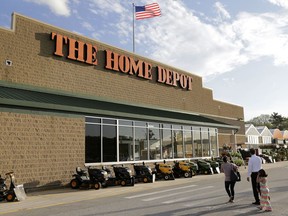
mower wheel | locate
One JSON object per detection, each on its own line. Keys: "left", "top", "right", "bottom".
{"left": 164, "top": 175, "right": 169, "bottom": 180}
{"left": 143, "top": 177, "right": 148, "bottom": 183}
{"left": 70, "top": 179, "right": 80, "bottom": 189}
{"left": 121, "top": 180, "right": 126, "bottom": 186}
{"left": 6, "top": 191, "right": 16, "bottom": 202}
{"left": 184, "top": 172, "right": 190, "bottom": 178}
{"left": 94, "top": 182, "right": 101, "bottom": 190}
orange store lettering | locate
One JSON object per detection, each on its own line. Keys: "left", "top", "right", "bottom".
{"left": 51, "top": 32, "right": 193, "bottom": 91}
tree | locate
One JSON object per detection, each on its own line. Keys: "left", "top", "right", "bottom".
{"left": 269, "top": 112, "right": 285, "bottom": 130}
{"left": 246, "top": 114, "right": 272, "bottom": 127}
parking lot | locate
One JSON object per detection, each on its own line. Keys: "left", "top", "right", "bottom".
{"left": 0, "top": 161, "right": 287, "bottom": 216}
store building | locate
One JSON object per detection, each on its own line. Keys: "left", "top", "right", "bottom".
{"left": 0, "top": 13, "right": 245, "bottom": 190}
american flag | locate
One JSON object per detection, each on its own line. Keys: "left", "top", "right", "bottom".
{"left": 135, "top": 3, "right": 161, "bottom": 20}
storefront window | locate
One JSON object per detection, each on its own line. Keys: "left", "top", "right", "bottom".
{"left": 210, "top": 128, "right": 218, "bottom": 157}
{"left": 85, "top": 124, "right": 101, "bottom": 163}
{"left": 193, "top": 127, "right": 202, "bottom": 157}
{"left": 85, "top": 116, "right": 218, "bottom": 163}
{"left": 119, "top": 126, "right": 133, "bottom": 161}
{"left": 184, "top": 129, "right": 193, "bottom": 158}
{"left": 135, "top": 127, "right": 148, "bottom": 160}
{"left": 162, "top": 128, "right": 172, "bottom": 159}
{"left": 103, "top": 125, "right": 117, "bottom": 162}
{"left": 173, "top": 126, "right": 183, "bottom": 158}
{"left": 149, "top": 123, "right": 161, "bottom": 160}
{"left": 103, "top": 119, "right": 116, "bottom": 124}
{"left": 202, "top": 128, "right": 210, "bottom": 157}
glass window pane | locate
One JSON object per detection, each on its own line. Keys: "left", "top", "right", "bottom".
{"left": 85, "top": 124, "right": 101, "bottom": 163}
{"left": 183, "top": 126, "right": 192, "bottom": 131}
{"left": 162, "top": 129, "right": 172, "bottom": 159}
{"left": 193, "top": 129, "right": 202, "bottom": 157}
{"left": 202, "top": 128, "right": 210, "bottom": 157}
{"left": 210, "top": 128, "right": 218, "bottom": 157}
{"left": 173, "top": 129, "right": 183, "bottom": 158}
{"left": 162, "top": 124, "right": 171, "bottom": 129}
{"left": 149, "top": 123, "right": 160, "bottom": 128}
{"left": 184, "top": 130, "right": 193, "bottom": 158}
{"left": 173, "top": 125, "right": 182, "bottom": 130}
{"left": 149, "top": 128, "right": 161, "bottom": 160}
{"left": 119, "top": 120, "right": 133, "bottom": 126}
{"left": 135, "top": 127, "right": 148, "bottom": 160}
{"left": 135, "top": 121, "right": 146, "bottom": 127}
{"left": 103, "top": 125, "right": 117, "bottom": 162}
{"left": 119, "top": 126, "right": 134, "bottom": 161}
{"left": 85, "top": 117, "right": 101, "bottom": 124}
{"left": 103, "top": 119, "right": 116, "bottom": 125}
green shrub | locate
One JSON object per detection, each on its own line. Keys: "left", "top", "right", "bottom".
{"left": 233, "top": 159, "right": 244, "bottom": 166}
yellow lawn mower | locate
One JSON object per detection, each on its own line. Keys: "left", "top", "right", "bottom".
{"left": 173, "top": 161, "right": 193, "bottom": 178}
{"left": 153, "top": 161, "right": 175, "bottom": 180}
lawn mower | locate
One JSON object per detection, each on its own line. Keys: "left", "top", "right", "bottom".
{"left": 205, "top": 159, "right": 220, "bottom": 174}
{"left": 196, "top": 160, "right": 214, "bottom": 174}
{"left": 0, "top": 171, "right": 26, "bottom": 202}
{"left": 187, "top": 160, "right": 198, "bottom": 176}
{"left": 173, "top": 161, "right": 192, "bottom": 178}
{"left": 133, "top": 163, "right": 154, "bottom": 183}
{"left": 153, "top": 161, "right": 175, "bottom": 180}
{"left": 70, "top": 167, "right": 107, "bottom": 190}
{"left": 102, "top": 165, "right": 135, "bottom": 187}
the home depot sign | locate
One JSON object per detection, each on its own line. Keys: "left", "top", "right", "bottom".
{"left": 51, "top": 32, "right": 193, "bottom": 90}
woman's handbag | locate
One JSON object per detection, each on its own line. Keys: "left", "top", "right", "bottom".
{"left": 230, "top": 164, "right": 241, "bottom": 182}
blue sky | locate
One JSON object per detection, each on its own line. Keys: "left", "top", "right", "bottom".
{"left": 1, "top": 0, "right": 288, "bottom": 120}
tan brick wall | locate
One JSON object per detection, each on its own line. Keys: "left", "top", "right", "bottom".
{"left": 0, "top": 14, "right": 244, "bottom": 121}
{"left": 0, "top": 111, "right": 84, "bottom": 189}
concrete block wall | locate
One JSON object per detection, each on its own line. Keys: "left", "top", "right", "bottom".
{"left": 0, "top": 111, "right": 85, "bottom": 189}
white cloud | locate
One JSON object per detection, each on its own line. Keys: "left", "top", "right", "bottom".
{"left": 232, "top": 12, "right": 288, "bottom": 65}
{"left": 88, "top": 0, "right": 128, "bottom": 15}
{"left": 128, "top": 0, "right": 288, "bottom": 79}
{"left": 25, "top": 0, "right": 70, "bottom": 16}
{"left": 214, "top": 2, "right": 231, "bottom": 21}
{"left": 72, "top": 0, "right": 288, "bottom": 80}
{"left": 267, "top": 0, "right": 288, "bottom": 9}
{"left": 82, "top": 21, "right": 94, "bottom": 31}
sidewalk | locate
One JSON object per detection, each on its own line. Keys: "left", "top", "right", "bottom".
{"left": 0, "top": 161, "right": 286, "bottom": 215}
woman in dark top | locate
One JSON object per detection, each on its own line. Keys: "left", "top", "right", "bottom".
{"left": 220, "top": 156, "right": 238, "bottom": 203}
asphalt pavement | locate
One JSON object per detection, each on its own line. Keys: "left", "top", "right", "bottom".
{"left": 0, "top": 161, "right": 287, "bottom": 215}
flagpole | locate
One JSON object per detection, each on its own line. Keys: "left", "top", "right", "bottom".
{"left": 132, "top": 2, "right": 135, "bottom": 53}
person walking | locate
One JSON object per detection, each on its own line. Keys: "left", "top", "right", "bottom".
{"left": 221, "top": 156, "right": 238, "bottom": 203}
{"left": 247, "top": 148, "right": 262, "bottom": 205}
{"left": 257, "top": 169, "right": 272, "bottom": 212}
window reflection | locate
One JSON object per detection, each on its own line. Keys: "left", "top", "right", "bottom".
{"left": 193, "top": 128, "right": 202, "bottom": 157}
{"left": 184, "top": 130, "right": 193, "bottom": 158}
{"left": 85, "top": 117, "right": 218, "bottom": 163}
{"left": 119, "top": 126, "right": 133, "bottom": 161}
{"left": 149, "top": 127, "right": 161, "bottom": 160}
{"left": 135, "top": 127, "right": 148, "bottom": 160}
{"left": 85, "top": 124, "right": 101, "bottom": 163}
{"left": 162, "top": 129, "right": 172, "bottom": 159}
{"left": 103, "top": 125, "right": 117, "bottom": 162}
{"left": 173, "top": 129, "right": 183, "bottom": 158}
{"left": 202, "top": 128, "right": 210, "bottom": 157}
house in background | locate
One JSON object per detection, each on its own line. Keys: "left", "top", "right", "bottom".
{"left": 269, "top": 129, "right": 284, "bottom": 144}
{"left": 256, "top": 126, "right": 272, "bottom": 144}
{"left": 282, "top": 130, "right": 288, "bottom": 144}
{"left": 245, "top": 124, "right": 260, "bottom": 148}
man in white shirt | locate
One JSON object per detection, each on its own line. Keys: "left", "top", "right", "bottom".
{"left": 247, "top": 148, "right": 262, "bottom": 205}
